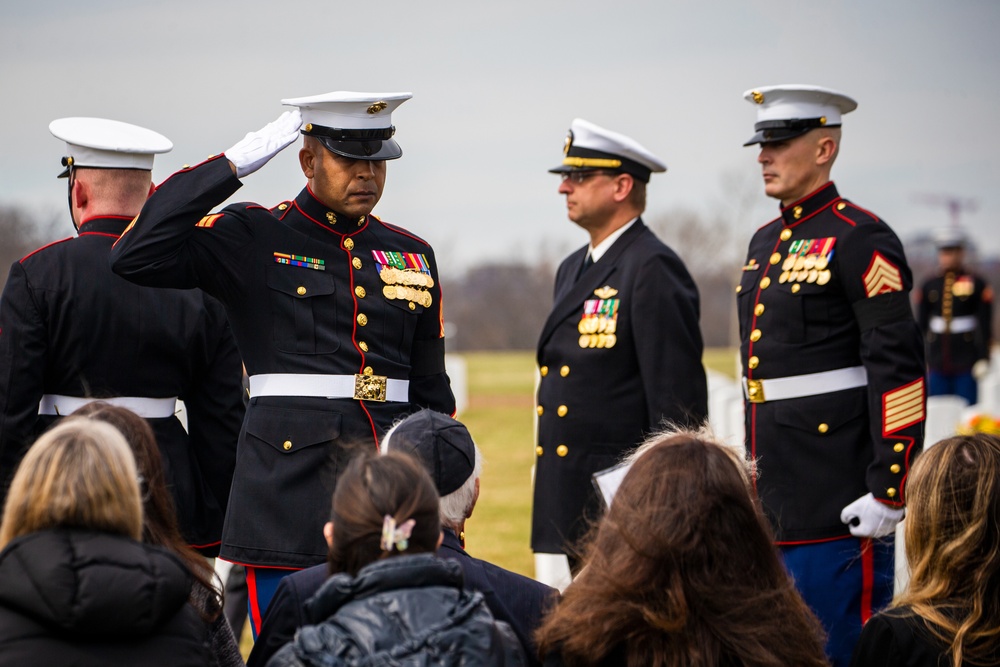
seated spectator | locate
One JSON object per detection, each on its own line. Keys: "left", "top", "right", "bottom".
{"left": 851, "top": 433, "right": 1000, "bottom": 667}
{"left": 535, "top": 429, "right": 829, "bottom": 666}
{"left": 249, "top": 411, "right": 554, "bottom": 667}
{"left": 0, "top": 419, "right": 211, "bottom": 666}
{"left": 265, "top": 450, "right": 525, "bottom": 666}
{"left": 72, "top": 402, "right": 244, "bottom": 666}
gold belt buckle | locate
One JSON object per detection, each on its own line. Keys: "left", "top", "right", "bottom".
{"left": 746, "top": 378, "right": 765, "bottom": 403}
{"left": 354, "top": 373, "right": 387, "bottom": 402}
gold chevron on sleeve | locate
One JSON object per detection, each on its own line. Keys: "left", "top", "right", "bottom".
{"left": 863, "top": 251, "right": 903, "bottom": 298}
{"left": 883, "top": 378, "right": 924, "bottom": 435}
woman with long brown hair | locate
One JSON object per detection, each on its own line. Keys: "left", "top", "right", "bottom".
{"left": 851, "top": 433, "right": 1000, "bottom": 666}
{"left": 536, "top": 430, "right": 829, "bottom": 667}
{"left": 71, "top": 402, "right": 243, "bottom": 667}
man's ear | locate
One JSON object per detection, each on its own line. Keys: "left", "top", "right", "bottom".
{"left": 465, "top": 477, "right": 481, "bottom": 520}
{"left": 72, "top": 177, "right": 90, "bottom": 211}
{"left": 323, "top": 521, "right": 335, "bottom": 548}
{"left": 299, "top": 145, "right": 316, "bottom": 179}
{"left": 612, "top": 173, "right": 635, "bottom": 203}
{"left": 816, "top": 135, "right": 837, "bottom": 166}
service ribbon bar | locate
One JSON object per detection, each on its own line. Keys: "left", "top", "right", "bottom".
{"left": 274, "top": 252, "right": 326, "bottom": 271}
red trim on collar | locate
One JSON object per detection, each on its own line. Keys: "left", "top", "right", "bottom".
{"left": 78, "top": 232, "right": 120, "bottom": 239}
{"left": 781, "top": 181, "right": 836, "bottom": 211}
{"left": 80, "top": 214, "right": 133, "bottom": 225}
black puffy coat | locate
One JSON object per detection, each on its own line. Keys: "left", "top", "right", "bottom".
{"left": 266, "top": 553, "right": 525, "bottom": 666}
{"left": 0, "top": 528, "right": 211, "bottom": 666}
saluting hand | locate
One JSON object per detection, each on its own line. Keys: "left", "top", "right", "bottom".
{"left": 225, "top": 108, "right": 303, "bottom": 178}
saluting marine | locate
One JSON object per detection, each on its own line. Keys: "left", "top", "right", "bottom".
{"left": 533, "top": 119, "right": 707, "bottom": 574}
{"left": 917, "top": 227, "right": 993, "bottom": 405}
{"left": 0, "top": 118, "right": 244, "bottom": 556}
{"left": 110, "top": 92, "right": 455, "bottom": 630}
{"left": 737, "top": 85, "right": 925, "bottom": 666}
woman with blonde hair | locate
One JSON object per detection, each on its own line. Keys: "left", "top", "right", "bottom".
{"left": 851, "top": 433, "right": 1000, "bottom": 666}
{"left": 536, "top": 430, "right": 829, "bottom": 667}
{"left": 0, "top": 418, "right": 211, "bottom": 665}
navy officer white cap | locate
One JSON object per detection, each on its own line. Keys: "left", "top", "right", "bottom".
{"left": 49, "top": 117, "right": 172, "bottom": 177}
{"left": 742, "top": 85, "right": 858, "bottom": 146}
{"left": 281, "top": 91, "right": 412, "bottom": 161}
{"left": 933, "top": 226, "right": 968, "bottom": 250}
{"left": 548, "top": 118, "right": 666, "bottom": 183}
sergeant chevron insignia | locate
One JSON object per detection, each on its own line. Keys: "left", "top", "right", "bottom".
{"left": 863, "top": 252, "right": 903, "bottom": 297}
{"left": 883, "top": 378, "right": 925, "bottom": 434}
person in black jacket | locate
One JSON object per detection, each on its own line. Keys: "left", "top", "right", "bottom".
{"left": 534, "top": 118, "right": 708, "bottom": 572}
{"left": 917, "top": 227, "right": 993, "bottom": 406}
{"left": 852, "top": 433, "right": 1000, "bottom": 667}
{"left": 249, "top": 409, "right": 553, "bottom": 667}
{"left": 108, "top": 93, "right": 455, "bottom": 627}
{"left": 0, "top": 418, "right": 211, "bottom": 666}
{"left": 265, "top": 450, "right": 525, "bottom": 666}
{"left": 0, "top": 117, "right": 244, "bottom": 557}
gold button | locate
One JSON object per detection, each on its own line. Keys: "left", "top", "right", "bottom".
{"left": 344, "top": 237, "right": 355, "bottom": 251}
{"left": 750, "top": 329, "right": 761, "bottom": 342}
{"left": 780, "top": 229, "right": 792, "bottom": 241}
{"left": 182, "top": 164, "right": 190, "bottom": 169}
{"left": 890, "top": 464, "right": 901, "bottom": 474}
{"left": 748, "top": 355, "right": 759, "bottom": 369}
{"left": 817, "top": 423, "right": 829, "bottom": 434}
{"left": 793, "top": 206, "right": 803, "bottom": 219}
{"left": 556, "top": 444, "right": 568, "bottom": 457}
{"left": 283, "top": 440, "right": 292, "bottom": 451}
{"left": 305, "top": 123, "right": 313, "bottom": 132}
{"left": 357, "top": 313, "right": 368, "bottom": 326}
{"left": 769, "top": 253, "right": 781, "bottom": 265}
{"left": 791, "top": 284, "right": 801, "bottom": 293}
{"left": 893, "top": 443, "right": 905, "bottom": 453}
{"left": 557, "top": 405, "right": 568, "bottom": 417}
{"left": 355, "top": 286, "right": 366, "bottom": 298}
{"left": 735, "top": 285, "right": 742, "bottom": 294}
{"left": 754, "top": 304, "right": 765, "bottom": 316}
{"left": 837, "top": 202, "right": 846, "bottom": 211}
{"left": 358, "top": 216, "right": 366, "bottom": 226}
{"left": 296, "top": 286, "right": 306, "bottom": 296}
{"left": 363, "top": 366, "right": 373, "bottom": 375}
{"left": 560, "top": 365, "right": 570, "bottom": 377}
{"left": 408, "top": 302, "right": 416, "bottom": 310}
{"left": 819, "top": 116, "right": 827, "bottom": 125}
{"left": 277, "top": 203, "right": 288, "bottom": 211}
{"left": 887, "top": 488, "right": 897, "bottom": 498}
{"left": 540, "top": 366, "right": 549, "bottom": 377}
{"left": 536, "top": 446, "right": 543, "bottom": 457}
{"left": 760, "top": 277, "right": 771, "bottom": 289}
{"left": 326, "top": 212, "right": 336, "bottom": 224}
{"left": 359, "top": 341, "right": 369, "bottom": 352}
{"left": 352, "top": 257, "right": 362, "bottom": 269}
{"left": 536, "top": 405, "right": 544, "bottom": 416}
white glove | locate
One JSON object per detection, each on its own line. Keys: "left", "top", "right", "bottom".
{"left": 224, "top": 108, "right": 302, "bottom": 178}
{"left": 973, "top": 359, "right": 990, "bottom": 381}
{"left": 840, "top": 493, "right": 905, "bottom": 538}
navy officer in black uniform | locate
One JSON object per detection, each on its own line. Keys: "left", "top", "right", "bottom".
{"left": 110, "top": 92, "right": 455, "bottom": 632}
{"left": 918, "top": 227, "right": 993, "bottom": 405}
{"left": 0, "top": 117, "right": 244, "bottom": 556}
{"left": 533, "top": 119, "right": 708, "bottom": 577}
{"left": 737, "top": 85, "right": 925, "bottom": 666}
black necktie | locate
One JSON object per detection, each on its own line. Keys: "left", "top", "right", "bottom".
{"left": 578, "top": 253, "right": 594, "bottom": 280}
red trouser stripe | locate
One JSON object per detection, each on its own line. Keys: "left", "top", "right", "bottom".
{"left": 860, "top": 537, "right": 874, "bottom": 625}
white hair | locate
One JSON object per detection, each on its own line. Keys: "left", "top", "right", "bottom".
{"left": 380, "top": 418, "right": 484, "bottom": 530}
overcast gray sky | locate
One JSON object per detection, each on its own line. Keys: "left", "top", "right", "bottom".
{"left": 2, "top": 0, "right": 998, "bottom": 274}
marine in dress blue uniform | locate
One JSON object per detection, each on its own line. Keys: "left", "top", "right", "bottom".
{"left": 917, "top": 227, "right": 993, "bottom": 405}
{"left": 533, "top": 119, "right": 708, "bottom": 568}
{"left": 738, "top": 85, "right": 926, "bottom": 667}
{"left": 109, "top": 93, "right": 455, "bottom": 629}
{"left": 0, "top": 118, "right": 244, "bottom": 556}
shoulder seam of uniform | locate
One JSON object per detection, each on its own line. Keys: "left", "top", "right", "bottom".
{"left": 20, "top": 237, "right": 74, "bottom": 262}
{"left": 377, "top": 219, "right": 430, "bottom": 246}
{"left": 835, "top": 200, "right": 880, "bottom": 224}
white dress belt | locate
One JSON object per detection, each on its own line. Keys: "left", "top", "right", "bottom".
{"left": 38, "top": 395, "right": 178, "bottom": 419}
{"left": 248, "top": 373, "right": 409, "bottom": 403}
{"left": 929, "top": 315, "right": 976, "bottom": 334}
{"left": 742, "top": 366, "right": 868, "bottom": 403}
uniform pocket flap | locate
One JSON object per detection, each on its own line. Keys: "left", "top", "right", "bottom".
{"left": 246, "top": 405, "right": 343, "bottom": 453}
{"left": 266, "top": 263, "right": 336, "bottom": 299}
{"left": 772, "top": 388, "right": 866, "bottom": 434}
